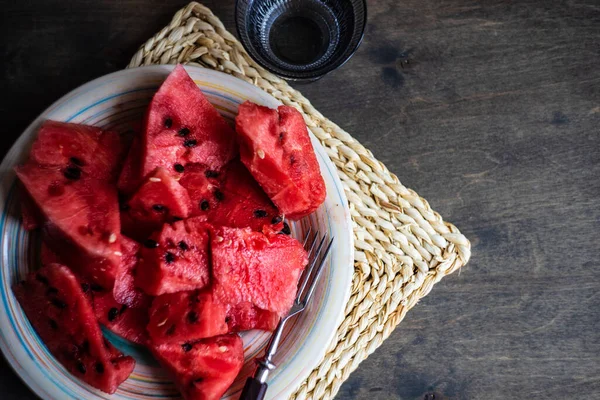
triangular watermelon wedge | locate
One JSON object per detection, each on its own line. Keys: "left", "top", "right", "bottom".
{"left": 151, "top": 334, "right": 244, "bottom": 400}
{"left": 141, "top": 65, "right": 237, "bottom": 179}
{"left": 16, "top": 164, "right": 121, "bottom": 289}
{"left": 13, "top": 264, "right": 135, "bottom": 394}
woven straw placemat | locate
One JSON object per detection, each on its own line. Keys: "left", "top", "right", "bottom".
{"left": 128, "top": 3, "right": 471, "bottom": 399}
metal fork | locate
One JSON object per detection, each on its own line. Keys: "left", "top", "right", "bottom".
{"left": 239, "top": 228, "right": 334, "bottom": 400}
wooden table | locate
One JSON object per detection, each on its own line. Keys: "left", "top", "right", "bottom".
{"left": 1, "top": 1, "right": 599, "bottom": 399}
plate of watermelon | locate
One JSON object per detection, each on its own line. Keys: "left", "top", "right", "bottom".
{"left": 0, "top": 65, "right": 353, "bottom": 399}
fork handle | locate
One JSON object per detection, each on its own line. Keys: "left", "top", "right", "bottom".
{"left": 239, "top": 377, "right": 268, "bottom": 400}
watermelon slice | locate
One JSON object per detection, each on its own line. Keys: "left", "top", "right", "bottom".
{"left": 13, "top": 264, "right": 135, "bottom": 394}
{"left": 147, "top": 289, "right": 228, "bottom": 345}
{"left": 16, "top": 164, "right": 121, "bottom": 288}
{"left": 28, "top": 120, "right": 126, "bottom": 183}
{"left": 91, "top": 290, "right": 150, "bottom": 346}
{"left": 151, "top": 334, "right": 244, "bottom": 400}
{"left": 181, "top": 159, "right": 281, "bottom": 231}
{"left": 136, "top": 217, "right": 210, "bottom": 296}
{"left": 113, "top": 236, "right": 151, "bottom": 309}
{"left": 117, "top": 136, "right": 143, "bottom": 196}
{"left": 235, "top": 102, "right": 326, "bottom": 219}
{"left": 121, "top": 167, "right": 192, "bottom": 239}
{"left": 211, "top": 226, "right": 308, "bottom": 315}
{"left": 141, "top": 65, "right": 237, "bottom": 179}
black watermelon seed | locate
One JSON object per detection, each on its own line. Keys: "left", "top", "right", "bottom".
{"left": 36, "top": 273, "right": 49, "bottom": 285}
{"left": 152, "top": 204, "right": 166, "bottom": 212}
{"left": 46, "top": 287, "right": 59, "bottom": 296}
{"left": 107, "top": 307, "right": 119, "bottom": 322}
{"left": 69, "top": 157, "right": 84, "bottom": 166}
{"left": 271, "top": 215, "right": 283, "bottom": 224}
{"left": 183, "top": 139, "right": 197, "bottom": 148}
{"left": 204, "top": 170, "right": 219, "bottom": 178}
{"left": 200, "top": 200, "right": 210, "bottom": 211}
{"left": 225, "top": 317, "right": 231, "bottom": 323}
{"left": 279, "top": 132, "right": 285, "bottom": 142}
{"left": 174, "top": 163, "right": 185, "bottom": 173}
{"left": 182, "top": 343, "right": 193, "bottom": 352}
{"left": 76, "top": 360, "right": 87, "bottom": 374}
{"left": 50, "top": 298, "right": 67, "bottom": 309}
{"left": 144, "top": 239, "right": 159, "bottom": 249}
{"left": 172, "top": 216, "right": 183, "bottom": 222}
{"left": 91, "top": 284, "right": 104, "bottom": 292}
{"left": 64, "top": 166, "right": 81, "bottom": 180}
{"left": 165, "top": 325, "right": 176, "bottom": 336}
{"left": 49, "top": 319, "right": 58, "bottom": 330}
{"left": 119, "top": 203, "right": 130, "bottom": 212}
{"left": 119, "top": 305, "right": 128, "bottom": 314}
{"left": 178, "top": 241, "right": 189, "bottom": 251}
{"left": 178, "top": 127, "right": 190, "bottom": 137}
{"left": 253, "top": 209, "right": 268, "bottom": 218}
{"left": 165, "top": 252, "right": 175, "bottom": 263}
{"left": 95, "top": 363, "right": 105, "bottom": 374}
{"left": 280, "top": 222, "right": 291, "bottom": 235}
{"left": 214, "top": 190, "right": 224, "bottom": 201}
{"left": 193, "top": 377, "right": 204, "bottom": 384}
{"left": 187, "top": 311, "right": 199, "bottom": 323}
{"left": 81, "top": 283, "right": 90, "bottom": 293}
{"left": 165, "top": 118, "right": 173, "bottom": 128}
{"left": 81, "top": 340, "right": 90, "bottom": 353}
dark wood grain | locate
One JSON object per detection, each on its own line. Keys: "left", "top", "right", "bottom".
{"left": 1, "top": 1, "right": 599, "bottom": 399}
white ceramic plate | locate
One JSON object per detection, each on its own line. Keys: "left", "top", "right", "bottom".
{"left": 0, "top": 65, "right": 353, "bottom": 399}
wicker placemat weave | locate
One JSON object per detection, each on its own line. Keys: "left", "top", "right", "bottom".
{"left": 128, "top": 3, "right": 471, "bottom": 399}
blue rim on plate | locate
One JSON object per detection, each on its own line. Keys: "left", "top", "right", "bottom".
{"left": 0, "top": 65, "right": 353, "bottom": 399}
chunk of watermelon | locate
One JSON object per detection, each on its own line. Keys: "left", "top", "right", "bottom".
{"left": 16, "top": 164, "right": 121, "bottom": 288}
{"left": 235, "top": 102, "right": 326, "bottom": 219}
{"left": 136, "top": 217, "right": 210, "bottom": 296}
{"left": 211, "top": 226, "right": 308, "bottom": 315}
{"left": 151, "top": 334, "right": 244, "bottom": 400}
{"left": 13, "top": 264, "right": 135, "bottom": 394}
{"left": 28, "top": 120, "right": 126, "bottom": 183}
{"left": 142, "top": 65, "right": 237, "bottom": 179}
{"left": 113, "top": 236, "right": 151, "bottom": 309}
{"left": 121, "top": 167, "right": 192, "bottom": 239}
{"left": 181, "top": 159, "right": 281, "bottom": 231}
{"left": 147, "top": 289, "right": 228, "bottom": 345}
{"left": 91, "top": 290, "right": 150, "bottom": 346}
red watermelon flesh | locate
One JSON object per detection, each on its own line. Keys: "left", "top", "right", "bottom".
{"left": 226, "top": 302, "right": 279, "bottom": 332}
{"left": 28, "top": 120, "right": 126, "bottom": 183}
{"left": 13, "top": 264, "right": 135, "bottom": 394}
{"left": 117, "top": 136, "right": 143, "bottom": 196}
{"left": 122, "top": 167, "right": 192, "bottom": 237}
{"left": 211, "top": 226, "right": 308, "bottom": 315}
{"left": 147, "top": 289, "right": 228, "bottom": 345}
{"left": 235, "top": 102, "right": 326, "bottom": 219}
{"left": 142, "top": 64, "right": 237, "bottom": 179}
{"left": 91, "top": 290, "right": 150, "bottom": 346}
{"left": 136, "top": 217, "right": 210, "bottom": 296}
{"left": 16, "top": 164, "right": 121, "bottom": 288}
{"left": 113, "top": 236, "right": 152, "bottom": 309}
{"left": 151, "top": 334, "right": 244, "bottom": 400}
{"left": 181, "top": 160, "right": 281, "bottom": 232}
